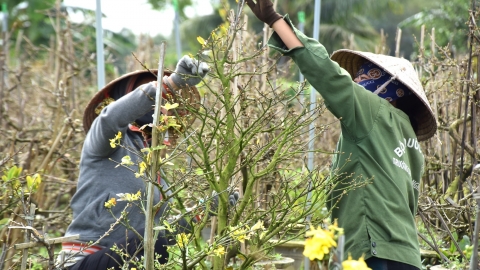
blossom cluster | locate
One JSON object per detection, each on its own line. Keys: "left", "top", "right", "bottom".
{"left": 303, "top": 220, "right": 371, "bottom": 269}
{"left": 229, "top": 220, "right": 266, "bottom": 243}
{"left": 303, "top": 222, "right": 340, "bottom": 261}
{"left": 104, "top": 190, "right": 142, "bottom": 209}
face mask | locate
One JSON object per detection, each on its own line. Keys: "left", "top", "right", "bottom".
{"left": 356, "top": 61, "right": 411, "bottom": 102}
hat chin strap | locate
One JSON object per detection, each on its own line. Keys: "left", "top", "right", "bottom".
{"left": 125, "top": 74, "right": 141, "bottom": 94}
{"left": 373, "top": 74, "right": 397, "bottom": 95}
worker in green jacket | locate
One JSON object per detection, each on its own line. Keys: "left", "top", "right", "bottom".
{"left": 246, "top": 0, "right": 437, "bottom": 269}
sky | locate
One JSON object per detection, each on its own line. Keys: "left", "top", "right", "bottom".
{"left": 63, "top": 0, "right": 214, "bottom": 37}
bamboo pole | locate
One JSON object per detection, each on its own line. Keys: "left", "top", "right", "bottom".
{"left": 232, "top": 9, "right": 241, "bottom": 250}
{"left": 429, "top": 29, "right": 441, "bottom": 180}
{"left": 419, "top": 25, "right": 425, "bottom": 78}
{"left": 14, "top": 29, "right": 23, "bottom": 67}
{"left": 20, "top": 204, "right": 35, "bottom": 270}
{"left": 472, "top": 191, "right": 480, "bottom": 269}
{"left": 420, "top": 25, "right": 425, "bottom": 56}
{"left": 48, "top": 0, "right": 65, "bottom": 162}
{"left": 431, "top": 28, "right": 436, "bottom": 55}
{"left": 395, "top": 28, "right": 402, "bottom": 58}
{"left": 256, "top": 5, "right": 269, "bottom": 211}
{"left": 470, "top": 0, "right": 480, "bottom": 266}
{"left": 458, "top": 20, "right": 475, "bottom": 199}
{"left": 260, "top": 24, "right": 269, "bottom": 94}
{"left": 380, "top": 28, "right": 384, "bottom": 54}
{"left": 259, "top": 0, "right": 277, "bottom": 94}
{"left": 34, "top": 119, "right": 68, "bottom": 207}
{"left": 431, "top": 28, "right": 438, "bottom": 123}
{"left": 223, "top": 9, "right": 243, "bottom": 258}
{"left": 0, "top": 3, "right": 7, "bottom": 128}
{"left": 65, "top": 20, "right": 76, "bottom": 110}
{"left": 380, "top": 28, "right": 386, "bottom": 54}
{"left": 144, "top": 41, "right": 166, "bottom": 270}
{"left": 450, "top": 76, "right": 465, "bottom": 190}
{"left": 232, "top": 12, "right": 248, "bottom": 256}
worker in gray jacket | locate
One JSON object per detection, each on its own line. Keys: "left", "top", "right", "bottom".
{"left": 60, "top": 56, "right": 209, "bottom": 269}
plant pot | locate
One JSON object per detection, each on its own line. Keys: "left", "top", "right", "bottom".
{"left": 253, "top": 256, "right": 295, "bottom": 270}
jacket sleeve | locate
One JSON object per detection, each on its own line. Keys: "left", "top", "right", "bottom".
{"left": 83, "top": 83, "right": 157, "bottom": 157}
{"left": 268, "top": 15, "right": 383, "bottom": 140}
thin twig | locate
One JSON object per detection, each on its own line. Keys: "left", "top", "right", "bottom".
{"left": 427, "top": 197, "right": 468, "bottom": 261}
{"left": 418, "top": 210, "right": 450, "bottom": 263}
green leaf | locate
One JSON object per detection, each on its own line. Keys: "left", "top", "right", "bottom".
{"left": 7, "top": 166, "right": 22, "bottom": 180}
{"left": 197, "top": 36, "right": 206, "bottom": 46}
{"left": 449, "top": 231, "right": 458, "bottom": 253}
{"left": 195, "top": 168, "right": 205, "bottom": 175}
{"left": 459, "top": 235, "right": 471, "bottom": 251}
{"left": 0, "top": 217, "right": 10, "bottom": 226}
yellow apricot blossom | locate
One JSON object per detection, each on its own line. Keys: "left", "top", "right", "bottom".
{"left": 230, "top": 225, "right": 251, "bottom": 243}
{"left": 119, "top": 155, "right": 134, "bottom": 167}
{"left": 232, "top": 230, "right": 249, "bottom": 243}
{"left": 303, "top": 225, "right": 337, "bottom": 261}
{"left": 176, "top": 233, "right": 191, "bottom": 249}
{"left": 116, "top": 190, "right": 142, "bottom": 202}
{"left": 166, "top": 117, "right": 181, "bottom": 128}
{"left": 251, "top": 220, "right": 265, "bottom": 231}
{"left": 109, "top": 131, "right": 122, "bottom": 148}
{"left": 135, "top": 162, "right": 147, "bottom": 178}
{"left": 328, "top": 219, "right": 344, "bottom": 237}
{"left": 161, "top": 102, "right": 179, "bottom": 111}
{"left": 213, "top": 245, "right": 226, "bottom": 257}
{"left": 104, "top": 198, "right": 116, "bottom": 209}
{"left": 342, "top": 254, "right": 371, "bottom": 270}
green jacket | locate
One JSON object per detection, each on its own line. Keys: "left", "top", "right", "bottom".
{"left": 268, "top": 15, "right": 423, "bottom": 269}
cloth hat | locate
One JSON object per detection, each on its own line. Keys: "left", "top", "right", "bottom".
{"left": 83, "top": 69, "right": 200, "bottom": 133}
{"left": 331, "top": 49, "right": 437, "bottom": 141}
{"left": 356, "top": 61, "right": 412, "bottom": 102}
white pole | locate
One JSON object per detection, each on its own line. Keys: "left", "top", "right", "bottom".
{"left": 470, "top": 164, "right": 480, "bottom": 269}
{"left": 174, "top": 11, "right": 181, "bottom": 59}
{"left": 297, "top": 11, "right": 305, "bottom": 105}
{"left": 305, "top": 1, "right": 321, "bottom": 269}
{"left": 95, "top": 0, "right": 105, "bottom": 89}
{"left": 173, "top": 0, "right": 181, "bottom": 59}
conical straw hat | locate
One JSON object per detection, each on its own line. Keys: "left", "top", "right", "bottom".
{"left": 331, "top": 49, "right": 437, "bottom": 141}
{"left": 83, "top": 69, "right": 200, "bottom": 133}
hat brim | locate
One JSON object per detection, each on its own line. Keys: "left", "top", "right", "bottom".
{"left": 83, "top": 70, "right": 200, "bottom": 134}
{"left": 331, "top": 49, "right": 437, "bottom": 141}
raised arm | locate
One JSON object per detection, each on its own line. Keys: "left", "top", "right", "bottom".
{"left": 271, "top": 19, "right": 303, "bottom": 49}
{"left": 246, "top": 0, "right": 383, "bottom": 139}
{"left": 246, "top": 0, "right": 303, "bottom": 49}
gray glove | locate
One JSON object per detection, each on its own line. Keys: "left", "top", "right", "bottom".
{"left": 208, "top": 190, "right": 240, "bottom": 216}
{"left": 165, "top": 55, "right": 209, "bottom": 90}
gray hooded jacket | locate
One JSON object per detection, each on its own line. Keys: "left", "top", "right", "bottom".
{"left": 65, "top": 82, "right": 169, "bottom": 248}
